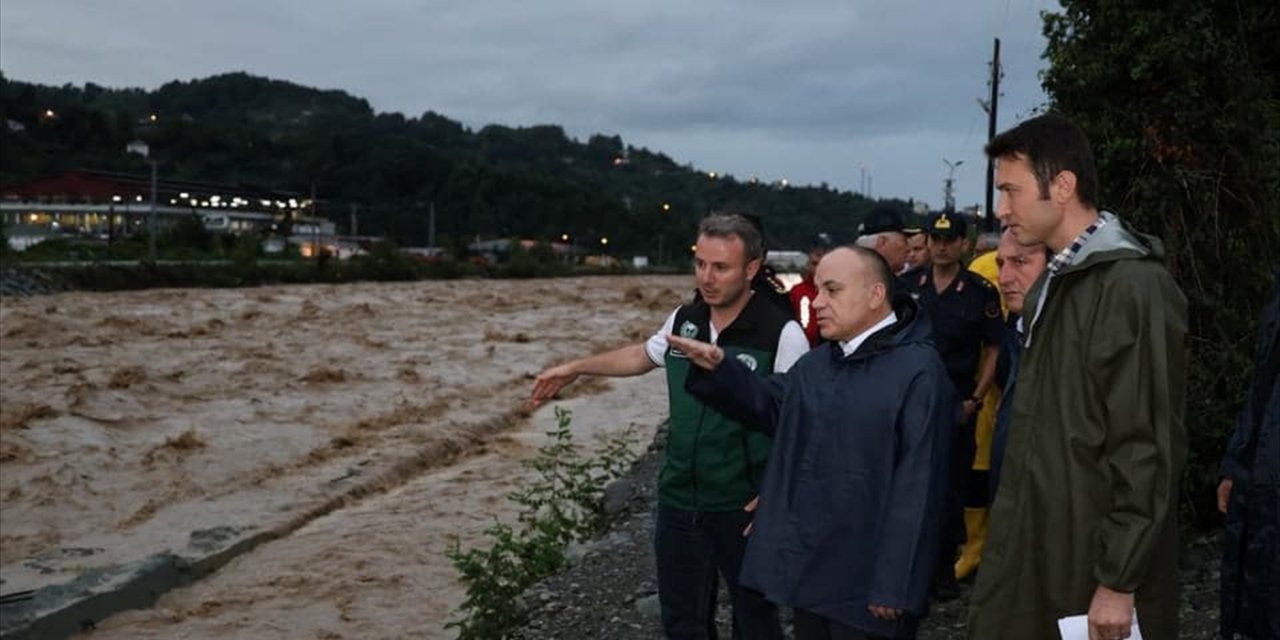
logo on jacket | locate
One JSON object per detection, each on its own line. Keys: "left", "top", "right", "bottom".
{"left": 679, "top": 320, "right": 699, "bottom": 339}
{"left": 735, "top": 353, "right": 759, "bottom": 371}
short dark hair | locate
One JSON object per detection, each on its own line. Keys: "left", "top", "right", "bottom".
{"left": 698, "top": 213, "right": 764, "bottom": 263}
{"left": 985, "top": 113, "right": 1099, "bottom": 209}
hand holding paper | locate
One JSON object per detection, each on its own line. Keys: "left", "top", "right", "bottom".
{"left": 1056, "top": 612, "right": 1142, "bottom": 640}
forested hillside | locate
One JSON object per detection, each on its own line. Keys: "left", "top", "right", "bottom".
{"left": 0, "top": 72, "right": 910, "bottom": 257}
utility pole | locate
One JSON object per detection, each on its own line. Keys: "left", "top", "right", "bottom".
{"left": 126, "top": 137, "right": 159, "bottom": 263}
{"left": 349, "top": 204, "right": 358, "bottom": 236}
{"left": 428, "top": 202, "right": 437, "bottom": 248}
{"left": 310, "top": 181, "right": 319, "bottom": 260}
{"left": 982, "top": 38, "right": 1001, "bottom": 232}
{"left": 145, "top": 158, "right": 157, "bottom": 263}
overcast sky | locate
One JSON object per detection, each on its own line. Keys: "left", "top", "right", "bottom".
{"left": 1, "top": 0, "right": 1059, "bottom": 210}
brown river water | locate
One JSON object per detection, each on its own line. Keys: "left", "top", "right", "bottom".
{"left": 0, "top": 275, "right": 685, "bottom": 639}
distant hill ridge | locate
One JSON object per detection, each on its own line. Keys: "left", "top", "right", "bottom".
{"left": 0, "top": 71, "right": 910, "bottom": 254}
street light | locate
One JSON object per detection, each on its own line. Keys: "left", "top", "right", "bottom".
{"left": 126, "top": 140, "right": 158, "bottom": 263}
{"left": 657, "top": 205, "right": 672, "bottom": 265}
{"left": 943, "top": 159, "right": 964, "bottom": 214}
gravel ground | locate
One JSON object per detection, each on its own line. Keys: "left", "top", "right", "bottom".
{"left": 516, "top": 424, "right": 1224, "bottom": 639}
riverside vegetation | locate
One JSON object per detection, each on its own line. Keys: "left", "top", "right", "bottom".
{"left": 0, "top": 218, "right": 637, "bottom": 293}
{"left": 446, "top": 407, "right": 639, "bottom": 640}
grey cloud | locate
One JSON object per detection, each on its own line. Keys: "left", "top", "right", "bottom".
{"left": 0, "top": 0, "right": 1056, "bottom": 206}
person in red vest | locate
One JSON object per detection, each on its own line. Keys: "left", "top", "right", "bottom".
{"left": 788, "top": 247, "right": 827, "bottom": 347}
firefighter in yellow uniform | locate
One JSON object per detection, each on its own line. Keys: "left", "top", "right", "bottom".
{"left": 955, "top": 241, "right": 1004, "bottom": 580}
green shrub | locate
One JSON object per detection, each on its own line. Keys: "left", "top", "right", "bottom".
{"left": 446, "top": 407, "right": 638, "bottom": 639}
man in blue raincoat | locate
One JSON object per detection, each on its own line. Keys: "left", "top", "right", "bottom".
{"left": 669, "top": 245, "right": 955, "bottom": 639}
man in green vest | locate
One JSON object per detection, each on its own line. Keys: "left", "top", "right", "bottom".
{"left": 532, "top": 213, "right": 809, "bottom": 639}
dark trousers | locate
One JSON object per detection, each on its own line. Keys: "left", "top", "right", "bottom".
{"left": 961, "top": 469, "right": 990, "bottom": 507}
{"left": 654, "top": 505, "right": 783, "bottom": 640}
{"left": 793, "top": 609, "right": 903, "bottom": 640}
{"left": 937, "top": 409, "right": 977, "bottom": 574}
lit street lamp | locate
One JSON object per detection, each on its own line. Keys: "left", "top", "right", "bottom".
{"left": 658, "top": 203, "right": 673, "bottom": 265}
{"left": 943, "top": 158, "right": 964, "bottom": 214}
{"left": 126, "top": 140, "right": 158, "bottom": 263}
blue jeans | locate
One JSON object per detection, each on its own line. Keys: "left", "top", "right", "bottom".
{"left": 654, "top": 505, "right": 783, "bottom": 640}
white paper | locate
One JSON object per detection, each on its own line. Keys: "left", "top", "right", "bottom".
{"left": 1057, "top": 613, "right": 1143, "bottom": 640}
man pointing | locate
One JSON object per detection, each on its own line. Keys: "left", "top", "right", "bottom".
{"left": 670, "top": 245, "right": 955, "bottom": 639}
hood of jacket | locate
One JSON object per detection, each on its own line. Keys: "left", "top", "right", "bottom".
{"left": 1064, "top": 210, "right": 1168, "bottom": 274}
{"left": 844, "top": 289, "right": 932, "bottom": 360}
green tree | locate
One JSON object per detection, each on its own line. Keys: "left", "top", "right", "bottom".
{"left": 161, "top": 213, "right": 214, "bottom": 254}
{"left": 1, "top": 71, "right": 888, "bottom": 259}
{"left": 1041, "top": 0, "right": 1280, "bottom": 524}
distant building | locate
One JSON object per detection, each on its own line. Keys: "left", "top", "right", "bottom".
{"left": 465, "top": 237, "right": 580, "bottom": 264}
{"left": 0, "top": 169, "right": 334, "bottom": 252}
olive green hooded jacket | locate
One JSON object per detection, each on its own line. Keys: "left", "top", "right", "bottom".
{"left": 968, "top": 212, "right": 1188, "bottom": 639}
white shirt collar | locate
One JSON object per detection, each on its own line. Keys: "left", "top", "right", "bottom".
{"left": 838, "top": 311, "right": 898, "bottom": 356}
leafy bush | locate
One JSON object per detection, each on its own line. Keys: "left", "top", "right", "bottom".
{"left": 446, "top": 407, "right": 638, "bottom": 639}
{"left": 348, "top": 240, "right": 420, "bottom": 281}
{"left": 160, "top": 214, "right": 214, "bottom": 253}
{"left": 230, "top": 233, "right": 262, "bottom": 270}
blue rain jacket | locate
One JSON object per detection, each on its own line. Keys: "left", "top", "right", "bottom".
{"left": 686, "top": 293, "right": 956, "bottom": 637}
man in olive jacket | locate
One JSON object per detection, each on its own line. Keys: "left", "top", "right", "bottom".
{"left": 968, "top": 114, "right": 1187, "bottom": 640}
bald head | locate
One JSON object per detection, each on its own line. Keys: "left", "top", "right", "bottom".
{"left": 812, "top": 246, "right": 895, "bottom": 342}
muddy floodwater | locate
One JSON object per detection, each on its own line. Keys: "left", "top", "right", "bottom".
{"left": 0, "top": 275, "right": 686, "bottom": 639}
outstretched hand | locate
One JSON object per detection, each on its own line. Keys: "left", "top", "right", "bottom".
{"left": 666, "top": 335, "right": 724, "bottom": 371}
{"left": 530, "top": 364, "right": 578, "bottom": 408}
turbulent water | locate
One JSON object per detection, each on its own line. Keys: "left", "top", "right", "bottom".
{"left": 0, "top": 276, "right": 684, "bottom": 639}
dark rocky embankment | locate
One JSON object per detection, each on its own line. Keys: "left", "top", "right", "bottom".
{"left": 0, "top": 267, "right": 70, "bottom": 297}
